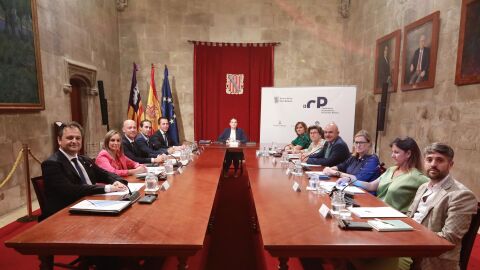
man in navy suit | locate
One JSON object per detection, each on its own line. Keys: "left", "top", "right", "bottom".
{"left": 217, "top": 118, "right": 248, "bottom": 178}
{"left": 122, "top": 120, "right": 165, "bottom": 164}
{"left": 41, "top": 122, "right": 127, "bottom": 219}
{"left": 150, "top": 117, "right": 184, "bottom": 153}
{"left": 305, "top": 122, "right": 349, "bottom": 166}
{"left": 135, "top": 120, "right": 167, "bottom": 157}
{"left": 409, "top": 34, "right": 430, "bottom": 85}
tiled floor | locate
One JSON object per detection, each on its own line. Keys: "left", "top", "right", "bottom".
{"left": 0, "top": 201, "right": 39, "bottom": 228}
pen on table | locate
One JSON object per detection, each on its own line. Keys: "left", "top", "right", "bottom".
{"left": 86, "top": 200, "right": 98, "bottom": 207}
{"left": 374, "top": 218, "right": 394, "bottom": 226}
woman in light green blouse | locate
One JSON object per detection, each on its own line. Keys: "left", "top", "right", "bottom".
{"left": 339, "top": 136, "right": 428, "bottom": 213}
{"left": 285, "top": 121, "right": 311, "bottom": 151}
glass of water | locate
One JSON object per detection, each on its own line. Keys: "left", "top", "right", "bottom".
{"left": 165, "top": 159, "right": 174, "bottom": 174}
{"left": 330, "top": 191, "right": 346, "bottom": 217}
{"left": 144, "top": 172, "right": 158, "bottom": 192}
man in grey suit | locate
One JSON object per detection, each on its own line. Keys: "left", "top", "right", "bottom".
{"left": 401, "top": 143, "right": 478, "bottom": 270}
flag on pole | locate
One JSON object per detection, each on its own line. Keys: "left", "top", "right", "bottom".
{"left": 145, "top": 64, "right": 161, "bottom": 135}
{"left": 127, "top": 63, "right": 144, "bottom": 128}
{"left": 161, "top": 65, "right": 180, "bottom": 145}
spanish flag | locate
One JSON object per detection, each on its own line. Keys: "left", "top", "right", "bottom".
{"left": 145, "top": 64, "right": 161, "bottom": 134}
{"left": 127, "top": 63, "right": 144, "bottom": 128}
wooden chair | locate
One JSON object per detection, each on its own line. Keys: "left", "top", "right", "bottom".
{"left": 31, "top": 176, "right": 83, "bottom": 269}
{"left": 459, "top": 202, "right": 480, "bottom": 270}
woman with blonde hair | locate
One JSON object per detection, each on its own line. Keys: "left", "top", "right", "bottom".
{"left": 323, "top": 130, "right": 380, "bottom": 185}
{"left": 96, "top": 130, "right": 147, "bottom": 177}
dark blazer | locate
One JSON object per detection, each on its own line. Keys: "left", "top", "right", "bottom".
{"left": 307, "top": 136, "right": 350, "bottom": 166}
{"left": 41, "top": 150, "right": 125, "bottom": 218}
{"left": 218, "top": 128, "right": 248, "bottom": 143}
{"left": 411, "top": 47, "right": 430, "bottom": 76}
{"left": 377, "top": 56, "right": 390, "bottom": 86}
{"left": 122, "top": 135, "right": 152, "bottom": 164}
{"left": 150, "top": 130, "right": 176, "bottom": 150}
{"left": 134, "top": 134, "right": 167, "bottom": 157}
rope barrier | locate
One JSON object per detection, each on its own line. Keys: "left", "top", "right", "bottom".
{"left": 0, "top": 148, "right": 24, "bottom": 189}
{"left": 28, "top": 150, "right": 43, "bottom": 165}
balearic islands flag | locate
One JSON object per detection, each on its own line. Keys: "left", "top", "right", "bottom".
{"left": 127, "top": 63, "right": 144, "bottom": 128}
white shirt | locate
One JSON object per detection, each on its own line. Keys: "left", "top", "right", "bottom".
{"left": 412, "top": 175, "right": 449, "bottom": 223}
{"left": 59, "top": 148, "right": 113, "bottom": 192}
{"left": 229, "top": 129, "right": 236, "bottom": 141}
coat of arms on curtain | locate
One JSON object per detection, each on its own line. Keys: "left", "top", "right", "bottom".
{"left": 225, "top": 74, "right": 244, "bottom": 94}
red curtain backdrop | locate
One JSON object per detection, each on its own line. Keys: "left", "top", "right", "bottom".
{"left": 194, "top": 42, "right": 275, "bottom": 142}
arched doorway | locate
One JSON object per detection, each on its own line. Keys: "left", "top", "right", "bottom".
{"left": 69, "top": 77, "right": 88, "bottom": 155}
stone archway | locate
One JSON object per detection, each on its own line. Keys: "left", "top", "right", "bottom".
{"left": 62, "top": 58, "right": 103, "bottom": 158}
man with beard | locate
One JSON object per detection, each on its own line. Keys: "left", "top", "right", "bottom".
{"left": 400, "top": 143, "right": 478, "bottom": 270}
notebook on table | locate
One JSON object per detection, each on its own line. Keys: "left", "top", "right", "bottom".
{"left": 367, "top": 219, "right": 414, "bottom": 232}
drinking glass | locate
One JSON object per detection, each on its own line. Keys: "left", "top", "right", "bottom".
{"left": 165, "top": 159, "right": 174, "bottom": 174}
{"left": 144, "top": 172, "right": 158, "bottom": 192}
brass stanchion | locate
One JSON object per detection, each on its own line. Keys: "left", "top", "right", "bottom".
{"left": 17, "top": 144, "right": 37, "bottom": 222}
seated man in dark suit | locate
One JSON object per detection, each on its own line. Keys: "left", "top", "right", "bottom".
{"left": 135, "top": 119, "right": 167, "bottom": 157}
{"left": 122, "top": 119, "right": 165, "bottom": 164}
{"left": 217, "top": 118, "right": 248, "bottom": 178}
{"left": 304, "top": 122, "right": 350, "bottom": 166}
{"left": 150, "top": 117, "right": 185, "bottom": 154}
{"left": 41, "top": 121, "right": 127, "bottom": 218}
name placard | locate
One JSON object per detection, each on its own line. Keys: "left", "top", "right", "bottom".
{"left": 160, "top": 181, "right": 171, "bottom": 191}
{"left": 292, "top": 181, "right": 301, "bottom": 192}
{"left": 319, "top": 204, "right": 331, "bottom": 218}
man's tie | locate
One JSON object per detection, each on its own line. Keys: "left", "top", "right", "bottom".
{"left": 324, "top": 144, "right": 332, "bottom": 158}
{"left": 163, "top": 133, "right": 168, "bottom": 146}
{"left": 71, "top": 158, "right": 88, "bottom": 184}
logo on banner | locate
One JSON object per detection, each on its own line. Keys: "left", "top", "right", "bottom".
{"left": 304, "top": 97, "right": 328, "bottom": 108}
{"left": 274, "top": 96, "right": 293, "bottom": 103}
{"left": 226, "top": 74, "right": 244, "bottom": 95}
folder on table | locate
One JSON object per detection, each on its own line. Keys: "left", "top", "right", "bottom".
{"left": 69, "top": 200, "right": 131, "bottom": 215}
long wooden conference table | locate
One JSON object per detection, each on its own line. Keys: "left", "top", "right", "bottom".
{"left": 5, "top": 145, "right": 454, "bottom": 270}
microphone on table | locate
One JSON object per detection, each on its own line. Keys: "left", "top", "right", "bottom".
{"left": 329, "top": 178, "right": 358, "bottom": 197}
{"left": 119, "top": 182, "right": 140, "bottom": 203}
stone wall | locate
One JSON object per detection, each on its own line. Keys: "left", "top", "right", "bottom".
{"left": 344, "top": 0, "right": 480, "bottom": 197}
{"left": 0, "top": 0, "right": 120, "bottom": 216}
{"left": 116, "top": 0, "right": 346, "bottom": 141}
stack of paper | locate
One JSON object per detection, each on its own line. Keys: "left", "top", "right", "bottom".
{"left": 319, "top": 182, "right": 365, "bottom": 193}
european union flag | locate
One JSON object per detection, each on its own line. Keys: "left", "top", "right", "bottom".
{"left": 161, "top": 65, "right": 180, "bottom": 145}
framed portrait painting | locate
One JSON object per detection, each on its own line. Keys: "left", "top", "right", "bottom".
{"left": 455, "top": 0, "right": 480, "bottom": 86}
{"left": 401, "top": 11, "right": 440, "bottom": 91}
{"left": 374, "top": 30, "right": 401, "bottom": 94}
{"left": 0, "top": 0, "right": 44, "bottom": 110}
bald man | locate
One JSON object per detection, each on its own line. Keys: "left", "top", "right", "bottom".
{"left": 122, "top": 120, "right": 165, "bottom": 164}
{"left": 409, "top": 34, "right": 430, "bottom": 85}
{"left": 305, "top": 123, "right": 349, "bottom": 166}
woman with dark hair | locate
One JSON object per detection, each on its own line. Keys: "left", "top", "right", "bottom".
{"left": 324, "top": 130, "right": 380, "bottom": 186}
{"left": 285, "top": 121, "right": 311, "bottom": 152}
{"left": 96, "top": 130, "right": 147, "bottom": 177}
{"left": 337, "top": 136, "right": 428, "bottom": 212}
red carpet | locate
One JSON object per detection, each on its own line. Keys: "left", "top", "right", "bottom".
{"left": 2, "top": 206, "right": 479, "bottom": 270}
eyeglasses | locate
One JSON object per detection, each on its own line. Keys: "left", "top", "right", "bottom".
{"left": 354, "top": 141, "right": 369, "bottom": 145}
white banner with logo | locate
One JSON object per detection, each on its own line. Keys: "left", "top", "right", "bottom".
{"left": 260, "top": 86, "right": 357, "bottom": 150}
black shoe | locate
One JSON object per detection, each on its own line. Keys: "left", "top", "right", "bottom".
{"left": 223, "top": 171, "right": 229, "bottom": 178}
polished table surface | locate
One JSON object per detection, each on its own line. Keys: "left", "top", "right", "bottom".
{"left": 5, "top": 148, "right": 227, "bottom": 263}
{"left": 248, "top": 167, "right": 453, "bottom": 258}
{"left": 5, "top": 145, "right": 454, "bottom": 269}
